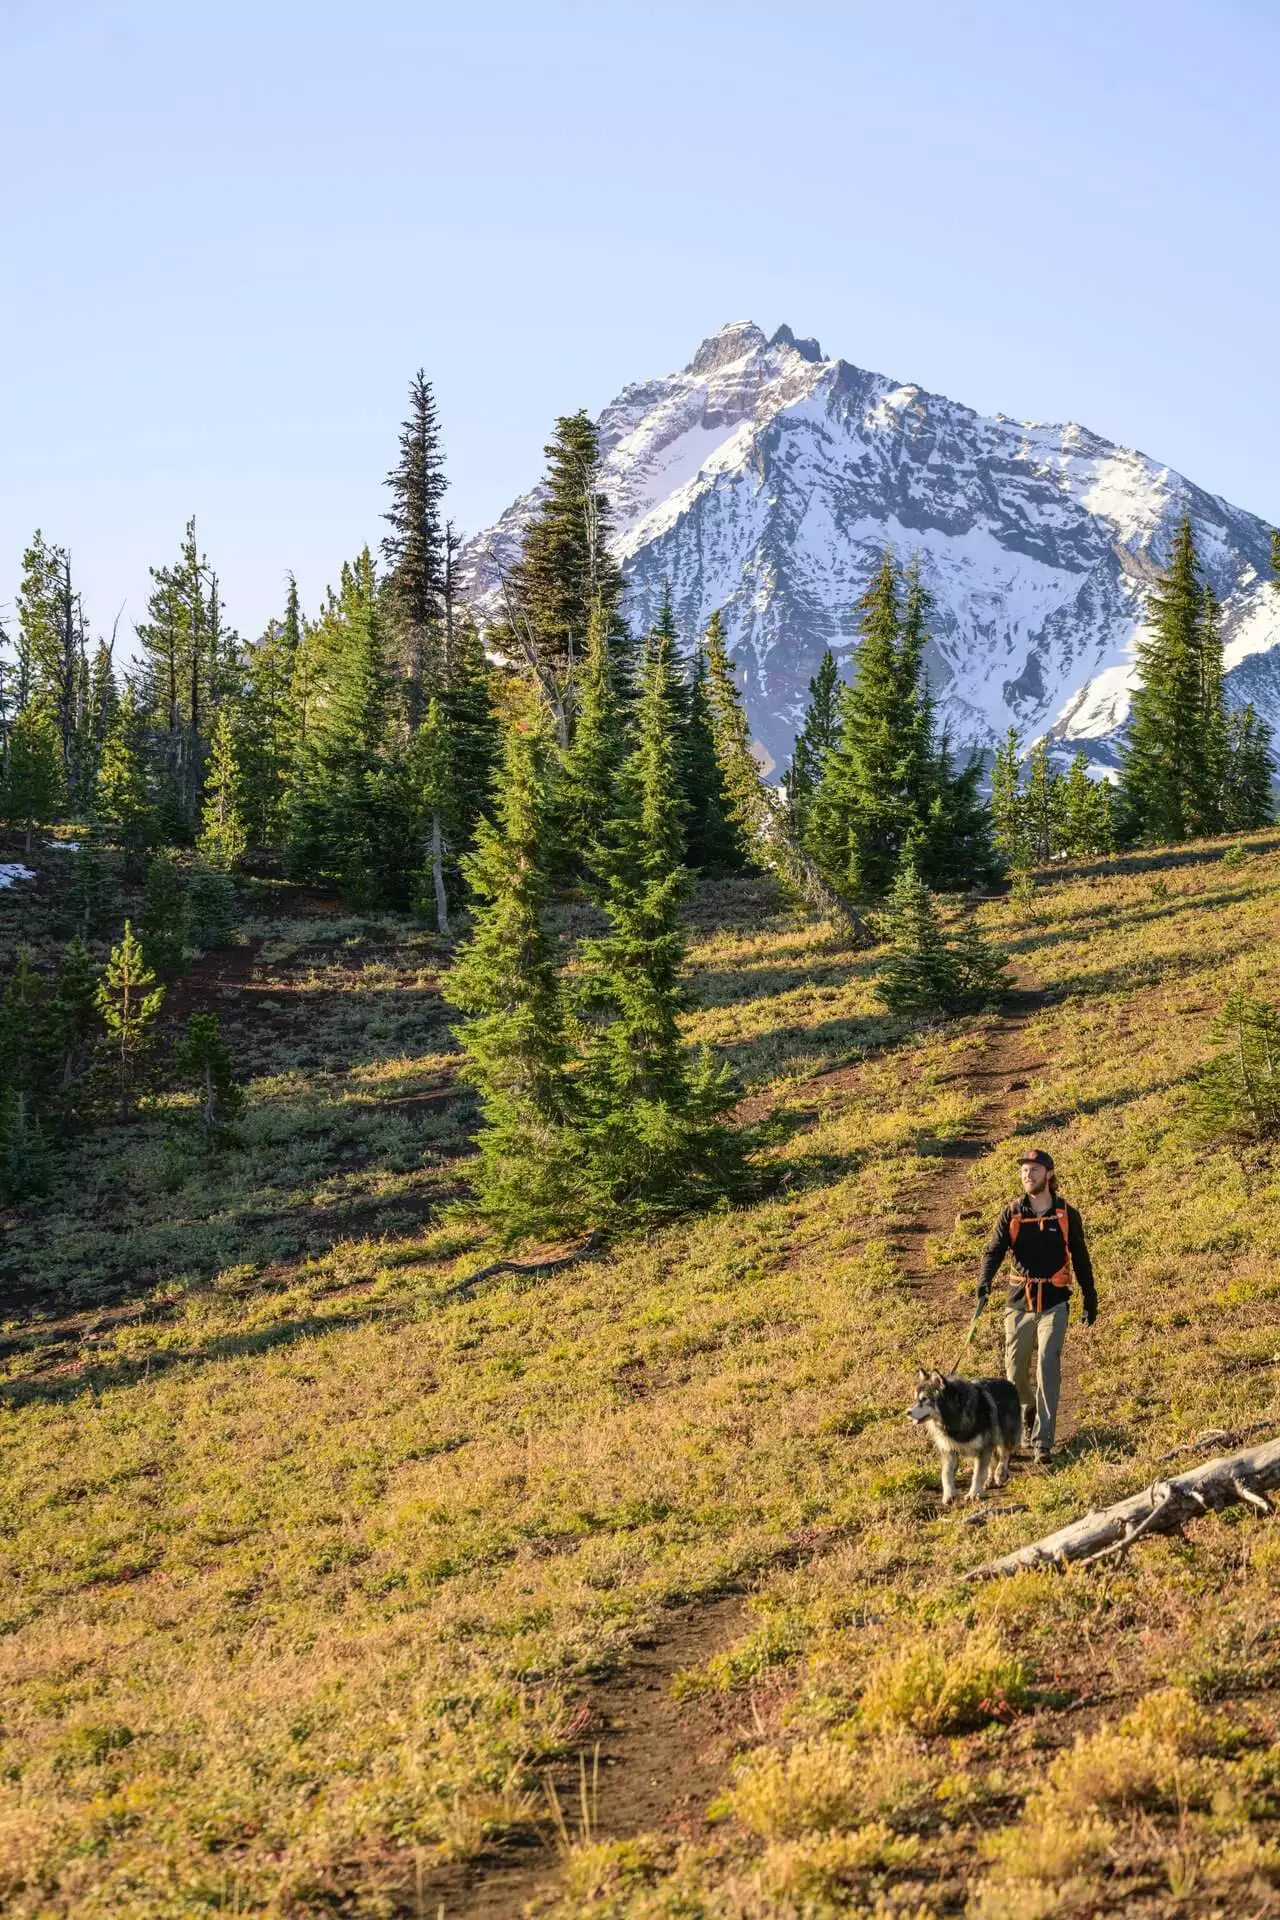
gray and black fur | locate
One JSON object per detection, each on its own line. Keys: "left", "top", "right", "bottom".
{"left": 908, "top": 1368, "right": 1022, "bottom": 1504}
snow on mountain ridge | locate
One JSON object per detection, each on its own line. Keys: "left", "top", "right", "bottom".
{"left": 461, "top": 322, "right": 1280, "bottom": 776}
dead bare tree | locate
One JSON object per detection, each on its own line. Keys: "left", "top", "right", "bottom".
{"left": 968, "top": 1434, "right": 1280, "bottom": 1580}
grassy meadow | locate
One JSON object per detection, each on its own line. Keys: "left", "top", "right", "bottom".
{"left": 5, "top": 833, "right": 1280, "bottom": 1915}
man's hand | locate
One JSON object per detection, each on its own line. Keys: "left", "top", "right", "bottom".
{"left": 1083, "top": 1305, "right": 1098, "bottom": 1327}
{"left": 976, "top": 1285, "right": 990, "bottom": 1309}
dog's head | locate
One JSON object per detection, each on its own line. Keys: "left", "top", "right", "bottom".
{"left": 907, "top": 1367, "right": 948, "bottom": 1423}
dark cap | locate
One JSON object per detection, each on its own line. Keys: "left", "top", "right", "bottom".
{"left": 1019, "top": 1148, "right": 1055, "bottom": 1171}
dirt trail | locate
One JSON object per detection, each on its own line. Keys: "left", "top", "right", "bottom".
{"left": 423, "top": 1592, "right": 755, "bottom": 1917}
{"left": 430, "top": 987, "right": 1056, "bottom": 1917}
{"left": 892, "top": 985, "right": 1083, "bottom": 1439}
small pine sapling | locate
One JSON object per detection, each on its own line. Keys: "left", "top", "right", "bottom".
{"left": 875, "top": 864, "right": 1008, "bottom": 1017}
{"left": 173, "top": 1012, "right": 243, "bottom": 1139}
{"left": 1192, "top": 992, "right": 1280, "bottom": 1143}
{"left": 95, "top": 921, "right": 165, "bottom": 1118}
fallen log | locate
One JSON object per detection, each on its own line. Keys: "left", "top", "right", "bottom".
{"left": 967, "top": 1434, "right": 1280, "bottom": 1580}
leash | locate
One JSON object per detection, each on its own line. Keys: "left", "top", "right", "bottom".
{"left": 949, "top": 1297, "right": 987, "bottom": 1375}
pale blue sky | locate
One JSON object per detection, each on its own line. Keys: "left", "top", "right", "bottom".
{"left": 1, "top": 0, "right": 1277, "bottom": 650}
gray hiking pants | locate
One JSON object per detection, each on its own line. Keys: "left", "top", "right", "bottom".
{"left": 1004, "top": 1301, "right": 1069, "bottom": 1451}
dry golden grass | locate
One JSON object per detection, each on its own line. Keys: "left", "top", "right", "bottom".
{"left": 7, "top": 835, "right": 1280, "bottom": 1913}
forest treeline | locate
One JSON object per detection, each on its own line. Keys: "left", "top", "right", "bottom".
{"left": 1, "top": 375, "right": 1276, "bottom": 1235}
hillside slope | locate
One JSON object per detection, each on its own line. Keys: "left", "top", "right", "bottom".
{"left": 5, "top": 840, "right": 1280, "bottom": 1915}
{"left": 462, "top": 322, "right": 1280, "bottom": 775}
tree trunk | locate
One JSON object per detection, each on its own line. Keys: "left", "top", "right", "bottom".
{"left": 968, "top": 1435, "right": 1280, "bottom": 1580}
{"left": 430, "top": 811, "right": 449, "bottom": 935}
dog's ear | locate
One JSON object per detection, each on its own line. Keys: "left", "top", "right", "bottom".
{"left": 915, "top": 1367, "right": 929, "bottom": 1386}
{"left": 929, "top": 1369, "right": 946, "bottom": 1389}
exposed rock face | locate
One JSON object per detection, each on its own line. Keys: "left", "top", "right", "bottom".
{"left": 461, "top": 323, "right": 1280, "bottom": 777}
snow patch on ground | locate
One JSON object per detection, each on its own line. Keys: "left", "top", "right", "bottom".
{"left": 0, "top": 863, "right": 36, "bottom": 889}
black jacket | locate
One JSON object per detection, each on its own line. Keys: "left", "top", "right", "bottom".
{"left": 978, "top": 1194, "right": 1097, "bottom": 1316}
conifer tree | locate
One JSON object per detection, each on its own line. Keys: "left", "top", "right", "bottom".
{"left": 785, "top": 649, "right": 841, "bottom": 834}
{"left": 559, "top": 599, "right": 626, "bottom": 866}
{"left": 808, "top": 557, "right": 922, "bottom": 896}
{"left": 683, "top": 646, "right": 745, "bottom": 872}
{"left": 53, "top": 936, "right": 101, "bottom": 1095}
{"left": 990, "top": 728, "right": 1026, "bottom": 868}
{"left": 875, "top": 864, "right": 1008, "bottom": 1016}
{"left": 382, "top": 370, "right": 447, "bottom": 719}
{"left": 450, "top": 704, "right": 581, "bottom": 1241}
{"left": 499, "top": 411, "right": 627, "bottom": 742}
{"left": 576, "top": 631, "right": 742, "bottom": 1224}
{"left": 173, "top": 1012, "right": 243, "bottom": 1137}
{"left": 1021, "top": 740, "right": 1064, "bottom": 864}
{"left": 914, "top": 737, "right": 1001, "bottom": 891}
{"left": 1222, "top": 704, "right": 1275, "bottom": 830}
{"left": 439, "top": 617, "right": 501, "bottom": 853}
{"left": 18, "top": 532, "right": 90, "bottom": 805}
{"left": 187, "top": 869, "right": 237, "bottom": 949}
{"left": 0, "top": 949, "right": 59, "bottom": 1118}
{"left": 96, "top": 921, "right": 165, "bottom": 1119}
{"left": 413, "top": 697, "right": 453, "bottom": 933}
{"left": 0, "top": 950, "right": 56, "bottom": 1197}
{"left": 287, "top": 550, "right": 411, "bottom": 899}
{"left": 2, "top": 704, "right": 63, "bottom": 851}
{"left": 239, "top": 578, "right": 303, "bottom": 843}
{"left": 1121, "top": 518, "right": 1216, "bottom": 843}
{"left": 702, "top": 610, "right": 857, "bottom": 928}
{"left": 68, "top": 842, "right": 110, "bottom": 937}
{"left": 1059, "top": 754, "right": 1115, "bottom": 858}
{"left": 198, "top": 708, "right": 248, "bottom": 870}
{"left": 139, "top": 852, "right": 187, "bottom": 978}
{"left": 96, "top": 683, "right": 154, "bottom": 864}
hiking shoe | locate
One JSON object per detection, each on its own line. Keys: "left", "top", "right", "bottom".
{"left": 1033, "top": 1446, "right": 1052, "bottom": 1468}
{"left": 1021, "top": 1406, "right": 1036, "bottom": 1446}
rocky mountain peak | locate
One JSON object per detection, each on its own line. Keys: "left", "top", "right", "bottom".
{"left": 462, "top": 325, "right": 1280, "bottom": 778}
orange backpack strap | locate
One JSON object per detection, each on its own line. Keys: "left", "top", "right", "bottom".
{"left": 1007, "top": 1203, "right": 1073, "bottom": 1312}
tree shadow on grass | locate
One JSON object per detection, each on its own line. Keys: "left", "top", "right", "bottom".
{"left": 0, "top": 1300, "right": 418, "bottom": 1411}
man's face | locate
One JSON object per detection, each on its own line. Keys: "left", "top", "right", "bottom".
{"left": 1020, "top": 1159, "right": 1049, "bottom": 1197}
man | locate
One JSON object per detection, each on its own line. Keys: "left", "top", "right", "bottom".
{"left": 976, "top": 1148, "right": 1097, "bottom": 1466}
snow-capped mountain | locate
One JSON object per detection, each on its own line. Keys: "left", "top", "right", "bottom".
{"left": 461, "top": 321, "right": 1280, "bottom": 776}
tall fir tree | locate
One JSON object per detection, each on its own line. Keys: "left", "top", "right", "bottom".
{"left": 683, "top": 645, "right": 745, "bottom": 873}
{"left": 701, "top": 610, "right": 856, "bottom": 927}
{"left": 784, "top": 649, "right": 841, "bottom": 834}
{"left": 286, "top": 550, "right": 413, "bottom": 900}
{"left": 990, "top": 728, "right": 1026, "bottom": 868}
{"left": 2, "top": 704, "right": 63, "bottom": 851}
{"left": 808, "top": 557, "right": 922, "bottom": 897}
{"left": 576, "top": 630, "right": 742, "bottom": 1224}
{"left": 559, "top": 598, "right": 627, "bottom": 869}
{"left": 18, "top": 532, "right": 91, "bottom": 806}
{"left": 96, "top": 682, "right": 153, "bottom": 859}
{"left": 449, "top": 703, "right": 582, "bottom": 1241}
{"left": 382, "top": 370, "right": 447, "bottom": 722}
{"left": 1121, "top": 517, "right": 1218, "bottom": 844}
{"left": 198, "top": 708, "right": 248, "bottom": 870}
{"left": 499, "top": 410, "right": 627, "bottom": 743}
{"left": 1021, "top": 740, "right": 1064, "bottom": 864}
{"left": 1222, "top": 705, "right": 1275, "bottom": 830}
{"left": 239, "top": 576, "right": 303, "bottom": 844}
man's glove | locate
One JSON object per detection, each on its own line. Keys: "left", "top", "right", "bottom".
{"left": 976, "top": 1284, "right": 990, "bottom": 1309}
{"left": 1083, "top": 1304, "right": 1098, "bottom": 1327}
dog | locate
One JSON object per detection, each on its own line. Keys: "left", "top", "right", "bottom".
{"left": 908, "top": 1368, "right": 1022, "bottom": 1504}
